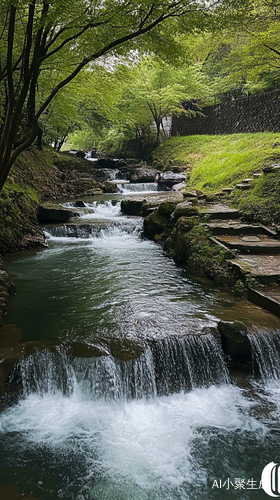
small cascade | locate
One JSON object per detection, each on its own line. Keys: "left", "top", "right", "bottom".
{"left": 101, "top": 168, "right": 119, "bottom": 180}
{"left": 118, "top": 182, "right": 158, "bottom": 194}
{"left": 247, "top": 328, "right": 280, "bottom": 382}
{"left": 63, "top": 200, "right": 121, "bottom": 218}
{"left": 44, "top": 224, "right": 107, "bottom": 239}
{"left": 14, "top": 333, "right": 229, "bottom": 401}
{"left": 44, "top": 221, "right": 141, "bottom": 242}
{"left": 15, "top": 346, "right": 75, "bottom": 397}
{"left": 151, "top": 334, "right": 230, "bottom": 394}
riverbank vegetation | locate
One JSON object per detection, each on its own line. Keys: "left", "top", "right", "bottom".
{"left": 153, "top": 133, "right": 280, "bottom": 190}
{"left": 0, "top": 0, "right": 249, "bottom": 192}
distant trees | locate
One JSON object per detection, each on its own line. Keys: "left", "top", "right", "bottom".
{"left": 200, "top": 0, "right": 280, "bottom": 97}
{"left": 0, "top": 0, "right": 249, "bottom": 190}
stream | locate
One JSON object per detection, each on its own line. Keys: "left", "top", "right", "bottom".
{"left": 1, "top": 194, "right": 280, "bottom": 499}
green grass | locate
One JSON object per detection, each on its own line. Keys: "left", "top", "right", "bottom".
{"left": 153, "top": 133, "right": 280, "bottom": 192}
{"left": 231, "top": 171, "right": 280, "bottom": 225}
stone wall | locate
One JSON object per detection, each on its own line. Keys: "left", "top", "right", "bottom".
{"left": 171, "top": 90, "right": 280, "bottom": 136}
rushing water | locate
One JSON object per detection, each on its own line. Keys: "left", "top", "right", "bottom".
{"left": 1, "top": 198, "right": 280, "bottom": 499}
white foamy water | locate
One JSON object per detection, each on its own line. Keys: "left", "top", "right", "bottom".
{"left": 62, "top": 200, "right": 123, "bottom": 220}
{"left": 0, "top": 384, "right": 263, "bottom": 499}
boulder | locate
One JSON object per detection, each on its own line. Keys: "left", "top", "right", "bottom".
{"left": 95, "top": 158, "right": 117, "bottom": 169}
{"left": 130, "top": 167, "right": 158, "bottom": 183}
{"left": 158, "top": 171, "right": 186, "bottom": 190}
{"left": 158, "top": 200, "right": 177, "bottom": 215}
{"left": 121, "top": 199, "right": 144, "bottom": 216}
{"left": 143, "top": 210, "right": 169, "bottom": 239}
{"left": 101, "top": 181, "right": 118, "bottom": 193}
{"left": 20, "top": 233, "right": 47, "bottom": 250}
{"left": 141, "top": 201, "right": 160, "bottom": 217}
{"left": 172, "top": 217, "right": 196, "bottom": 262}
{"left": 88, "top": 150, "right": 98, "bottom": 158}
{"left": 172, "top": 182, "right": 185, "bottom": 191}
{"left": 84, "top": 188, "right": 103, "bottom": 196}
{"left": 182, "top": 189, "right": 199, "bottom": 199}
{"left": 218, "top": 321, "right": 251, "bottom": 361}
{"left": 75, "top": 150, "right": 86, "bottom": 158}
{"left": 171, "top": 201, "right": 199, "bottom": 220}
{"left": 75, "top": 200, "right": 86, "bottom": 208}
{"left": 92, "top": 169, "right": 107, "bottom": 183}
{"left": 67, "top": 178, "right": 100, "bottom": 195}
{"left": 37, "top": 205, "right": 73, "bottom": 223}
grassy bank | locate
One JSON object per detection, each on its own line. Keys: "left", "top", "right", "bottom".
{"left": 153, "top": 133, "right": 280, "bottom": 192}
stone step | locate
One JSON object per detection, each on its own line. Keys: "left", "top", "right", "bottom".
{"left": 202, "top": 222, "right": 276, "bottom": 237}
{"left": 253, "top": 173, "right": 262, "bottom": 179}
{"left": 235, "top": 183, "right": 251, "bottom": 190}
{"left": 216, "top": 234, "right": 280, "bottom": 254}
{"left": 263, "top": 164, "right": 280, "bottom": 174}
{"left": 200, "top": 204, "right": 240, "bottom": 220}
{"left": 248, "top": 287, "right": 280, "bottom": 317}
{"left": 228, "top": 255, "right": 280, "bottom": 285}
{"left": 242, "top": 178, "right": 253, "bottom": 184}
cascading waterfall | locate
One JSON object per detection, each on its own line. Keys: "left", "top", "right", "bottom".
{"left": 2, "top": 194, "right": 280, "bottom": 500}
{"left": 15, "top": 333, "right": 229, "bottom": 401}
{"left": 247, "top": 328, "right": 280, "bottom": 382}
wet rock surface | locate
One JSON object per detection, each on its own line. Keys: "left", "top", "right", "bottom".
{"left": 120, "top": 192, "right": 183, "bottom": 216}
{"left": 130, "top": 167, "right": 158, "bottom": 183}
{"left": 37, "top": 204, "right": 74, "bottom": 223}
{"left": 172, "top": 201, "right": 199, "bottom": 220}
{"left": 218, "top": 320, "right": 251, "bottom": 361}
{"left": 158, "top": 171, "right": 186, "bottom": 190}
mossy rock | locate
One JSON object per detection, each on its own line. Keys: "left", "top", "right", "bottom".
{"left": 101, "top": 181, "right": 118, "bottom": 193}
{"left": 121, "top": 199, "right": 144, "bottom": 216}
{"left": 143, "top": 210, "right": 169, "bottom": 239}
{"left": 158, "top": 201, "right": 177, "bottom": 215}
{"left": 141, "top": 201, "right": 159, "bottom": 217}
{"left": 172, "top": 217, "right": 197, "bottom": 263}
{"left": 182, "top": 189, "right": 198, "bottom": 199}
{"left": 172, "top": 201, "right": 199, "bottom": 220}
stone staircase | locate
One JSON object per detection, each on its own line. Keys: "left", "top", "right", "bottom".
{"left": 199, "top": 204, "right": 280, "bottom": 317}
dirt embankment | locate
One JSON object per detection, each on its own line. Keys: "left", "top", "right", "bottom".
{"left": 0, "top": 148, "right": 106, "bottom": 255}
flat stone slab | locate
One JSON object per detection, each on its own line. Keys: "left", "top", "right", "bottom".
{"left": 121, "top": 191, "right": 183, "bottom": 216}
{"left": 216, "top": 235, "right": 280, "bottom": 254}
{"left": 200, "top": 204, "right": 240, "bottom": 220}
{"left": 229, "top": 255, "right": 280, "bottom": 284}
{"left": 201, "top": 221, "right": 271, "bottom": 236}
{"left": 122, "top": 191, "right": 184, "bottom": 203}
{"left": 248, "top": 287, "right": 280, "bottom": 317}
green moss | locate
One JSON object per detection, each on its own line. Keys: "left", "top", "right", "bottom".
{"left": 231, "top": 171, "right": 280, "bottom": 225}
{"left": 184, "top": 226, "right": 234, "bottom": 285}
